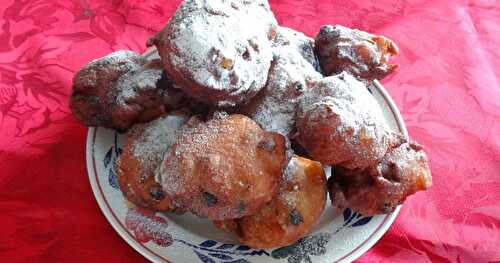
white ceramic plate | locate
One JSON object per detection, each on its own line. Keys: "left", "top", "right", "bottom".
{"left": 86, "top": 49, "right": 407, "bottom": 263}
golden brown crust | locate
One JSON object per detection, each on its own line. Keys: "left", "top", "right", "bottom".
{"left": 296, "top": 73, "right": 404, "bottom": 169}
{"left": 117, "top": 112, "right": 190, "bottom": 212}
{"left": 215, "top": 156, "right": 327, "bottom": 248}
{"left": 328, "top": 141, "right": 432, "bottom": 216}
{"left": 315, "top": 25, "right": 399, "bottom": 80}
{"left": 158, "top": 114, "right": 288, "bottom": 220}
{"left": 119, "top": 149, "right": 175, "bottom": 211}
{"left": 70, "top": 51, "right": 186, "bottom": 130}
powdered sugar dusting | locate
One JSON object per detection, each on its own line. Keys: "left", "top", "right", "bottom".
{"left": 157, "top": 115, "right": 224, "bottom": 195}
{"left": 71, "top": 50, "right": 157, "bottom": 129}
{"left": 115, "top": 67, "right": 164, "bottom": 106}
{"left": 86, "top": 50, "right": 143, "bottom": 70}
{"left": 281, "top": 157, "right": 302, "bottom": 207}
{"left": 130, "top": 112, "right": 189, "bottom": 177}
{"left": 298, "top": 72, "right": 396, "bottom": 168}
{"left": 300, "top": 73, "right": 386, "bottom": 122}
{"left": 158, "top": 115, "right": 284, "bottom": 219}
{"left": 283, "top": 156, "right": 299, "bottom": 183}
{"left": 274, "top": 27, "right": 319, "bottom": 69}
{"left": 242, "top": 44, "right": 321, "bottom": 137}
{"left": 74, "top": 50, "right": 144, "bottom": 91}
{"left": 161, "top": 0, "right": 277, "bottom": 106}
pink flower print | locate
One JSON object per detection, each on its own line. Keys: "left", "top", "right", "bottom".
{"left": 125, "top": 208, "right": 173, "bottom": 247}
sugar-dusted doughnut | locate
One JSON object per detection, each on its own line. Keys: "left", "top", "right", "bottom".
{"left": 239, "top": 44, "right": 321, "bottom": 138}
{"left": 329, "top": 141, "right": 432, "bottom": 215}
{"left": 118, "top": 111, "right": 190, "bottom": 211}
{"left": 148, "top": 0, "right": 278, "bottom": 107}
{"left": 296, "top": 72, "right": 403, "bottom": 169}
{"left": 315, "top": 25, "right": 399, "bottom": 80}
{"left": 70, "top": 51, "right": 186, "bottom": 130}
{"left": 158, "top": 114, "right": 287, "bottom": 220}
{"left": 215, "top": 156, "right": 327, "bottom": 248}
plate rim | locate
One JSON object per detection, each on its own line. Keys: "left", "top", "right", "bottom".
{"left": 87, "top": 130, "right": 170, "bottom": 263}
{"left": 86, "top": 76, "right": 408, "bottom": 263}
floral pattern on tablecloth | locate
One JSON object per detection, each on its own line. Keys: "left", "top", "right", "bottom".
{"left": 0, "top": 0, "right": 499, "bottom": 262}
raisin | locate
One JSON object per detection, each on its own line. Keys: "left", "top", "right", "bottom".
{"left": 237, "top": 201, "right": 247, "bottom": 214}
{"left": 242, "top": 49, "right": 250, "bottom": 60}
{"left": 203, "top": 191, "right": 218, "bottom": 206}
{"left": 149, "top": 185, "right": 165, "bottom": 201}
{"left": 258, "top": 137, "right": 276, "bottom": 152}
{"left": 289, "top": 209, "right": 304, "bottom": 225}
{"left": 295, "top": 82, "right": 304, "bottom": 92}
{"left": 382, "top": 202, "right": 396, "bottom": 213}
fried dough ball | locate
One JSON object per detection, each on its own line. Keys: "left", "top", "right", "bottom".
{"left": 148, "top": 0, "right": 277, "bottom": 107}
{"left": 273, "top": 27, "right": 320, "bottom": 71}
{"left": 328, "top": 141, "right": 432, "bottom": 215}
{"left": 239, "top": 46, "right": 321, "bottom": 139}
{"left": 315, "top": 25, "right": 399, "bottom": 80}
{"left": 296, "top": 72, "right": 403, "bottom": 169}
{"left": 117, "top": 111, "right": 190, "bottom": 211}
{"left": 70, "top": 50, "right": 186, "bottom": 130}
{"left": 70, "top": 50, "right": 143, "bottom": 128}
{"left": 158, "top": 114, "right": 287, "bottom": 220}
{"left": 215, "top": 156, "right": 327, "bottom": 248}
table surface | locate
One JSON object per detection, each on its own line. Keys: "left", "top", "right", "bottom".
{"left": 1, "top": 0, "right": 499, "bottom": 262}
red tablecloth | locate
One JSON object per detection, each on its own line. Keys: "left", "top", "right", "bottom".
{"left": 1, "top": 0, "right": 499, "bottom": 262}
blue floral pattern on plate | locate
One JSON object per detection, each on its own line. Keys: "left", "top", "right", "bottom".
{"left": 103, "top": 133, "right": 122, "bottom": 190}
{"left": 177, "top": 239, "right": 269, "bottom": 263}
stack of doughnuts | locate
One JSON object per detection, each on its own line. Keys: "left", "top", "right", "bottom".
{"left": 70, "top": 0, "right": 432, "bottom": 248}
